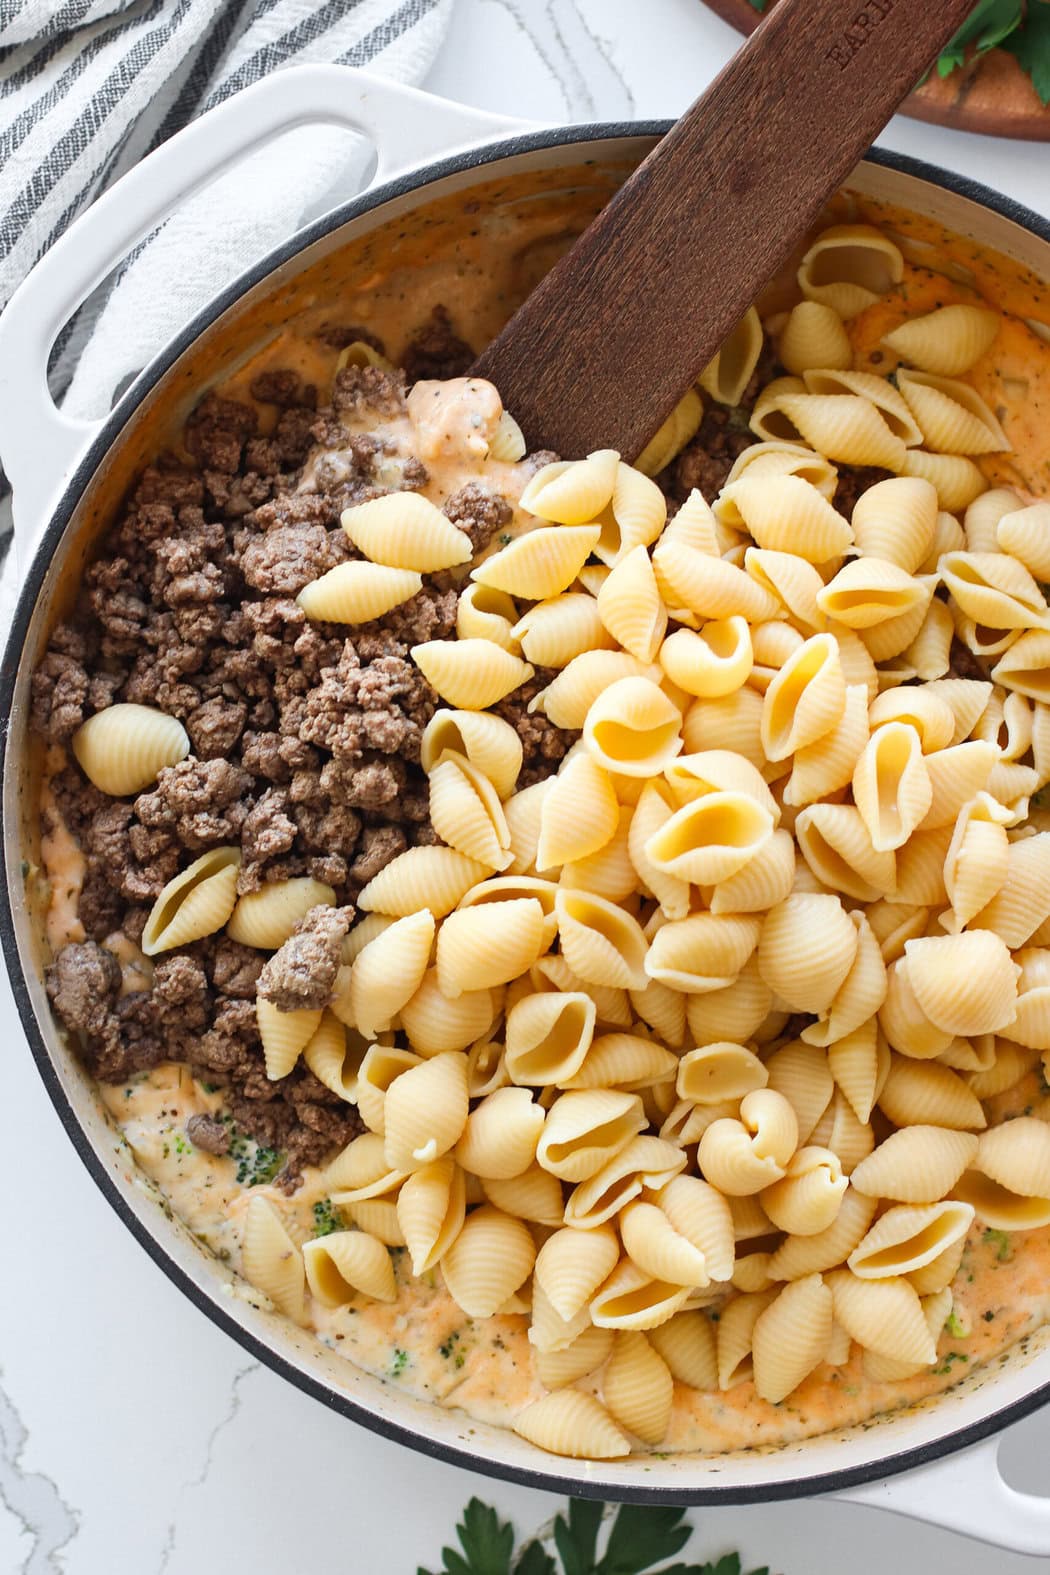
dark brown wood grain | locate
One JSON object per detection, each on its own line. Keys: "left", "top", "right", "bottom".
{"left": 472, "top": 0, "right": 977, "bottom": 461}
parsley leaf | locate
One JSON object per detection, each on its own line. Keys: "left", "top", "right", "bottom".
{"left": 555, "top": 1501, "right": 603, "bottom": 1575}
{"left": 515, "top": 1545, "right": 559, "bottom": 1575}
{"left": 419, "top": 1498, "right": 515, "bottom": 1575}
{"left": 1004, "top": 0, "right": 1050, "bottom": 102}
{"left": 597, "top": 1505, "right": 692, "bottom": 1574}
{"left": 938, "top": 0, "right": 1023, "bottom": 74}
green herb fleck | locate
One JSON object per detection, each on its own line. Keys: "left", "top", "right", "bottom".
{"left": 173, "top": 1133, "right": 191, "bottom": 1156}
{"left": 945, "top": 1310, "right": 966, "bottom": 1338}
{"left": 312, "top": 1199, "right": 343, "bottom": 1237}
{"left": 229, "top": 1129, "right": 283, "bottom": 1187}
{"left": 499, "top": 532, "right": 513, "bottom": 546}
{"left": 983, "top": 1227, "right": 1013, "bottom": 1262}
{"left": 935, "top": 1350, "right": 970, "bottom": 1375}
{"left": 391, "top": 1347, "right": 409, "bottom": 1378}
{"left": 984, "top": 1309, "right": 997, "bottom": 1322}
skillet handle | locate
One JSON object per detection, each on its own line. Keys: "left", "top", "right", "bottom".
{"left": 0, "top": 64, "right": 531, "bottom": 560}
{"left": 835, "top": 1433, "right": 1050, "bottom": 1554}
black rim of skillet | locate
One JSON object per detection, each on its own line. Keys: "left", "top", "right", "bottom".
{"left": 3, "top": 121, "right": 1050, "bottom": 1505}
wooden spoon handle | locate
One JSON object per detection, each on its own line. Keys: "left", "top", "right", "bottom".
{"left": 473, "top": 0, "right": 976, "bottom": 460}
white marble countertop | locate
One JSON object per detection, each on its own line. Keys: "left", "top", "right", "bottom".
{"left": 3, "top": 2, "right": 1050, "bottom": 1571}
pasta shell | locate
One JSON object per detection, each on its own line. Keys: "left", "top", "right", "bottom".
{"left": 560, "top": 804, "right": 637, "bottom": 903}
{"left": 141, "top": 846, "right": 240, "bottom": 956}
{"left": 878, "top": 1056, "right": 985, "bottom": 1131}
{"left": 974, "top": 1115, "right": 1050, "bottom": 1198}
{"left": 537, "top": 751, "right": 618, "bottom": 870}
{"left": 502, "top": 780, "right": 553, "bottom": 876}
{"left": 795, "top": 803, "right": 896, "bottom": 902}
{"left": 630, "top": 979, "right": 687, "bottom": 1047}
{"left": 683, "top": 687, "right": 766, "bottom": 771}
{"left": 997, "top": 502, "right": 1050, "bottom": 581}
{"left": 396, "top": 1156, "right": 466, "bottom": 1274}
{"left": 505, "top": 990, "right": 596, "bottom": 1086}
{"left": 953, "top": 1171, "right": 1050, "bottom": 1231}
{"left": 750, "top": 375, "right": 807, "bottom": 442}
{"left": 427, "top": 751, "right": 512, "bottom": 870}
{"left": 226, "top": 877, "right": 336, "bottom": 951}
{"left": 536, "top": 1089, "right": 646, "bottom": 1182}
{"left": 533, "top": 953, "right": 632, "bottom": 1028}
{"left": 965, "top": 485, "right": 1022, "bottom": 551}
{"left": 472, "top": 524, "right": 602, "bottom": 600}
{"left": 697, "top": 1089, "right": 798, "bottom": 1196}
{"left": 1006, "top": 948, "right": 1050, "bottom": 1049}
{"left": 652, "top": 535, "right": 781, "bottom": 621}
{"left": 563, "top": 1136, "right": 686, "bottom": 1229}
{"left": 602, "top": 1331, "right": 674, "bottom": 1445}
{"left": 242, "top": 1196, "right": 305, "bottom": 1322}
{"left": 643, "top": 791, "right": 773, "bottom": 886}
{"left": 882, "top": 304, "right": 999, "bottom": 375}
{"left": 68, "top": 704, "right": 189, "bottom": 812}
{"left": 699, "top": 306, "right": 763, "bottom": 404}
{"left": 354, "top": 1045, "right": 422, "bottom": 1136}
{"left": 356, "top": 846, "right": 489, "bottom": 918}
{"left": 457, "top": 875, "right": 559, "bottom": 950}
{"left": 660, "top": 1175, "right": 736, "bottom": 1280}
{"left": 483, "top": 1165, "right": 565, "bottom": 1226}
{"left": 817, "top": 557, "right": 929, "bottom": 632}
{"left": 801, "top": 910, "right": 888, "bottom": 1047}
{"left": 917, "top": 509, "right": 966, "bottom": 572}
{"left": 535, "top": 1224, "right": 620, "bottom": 1320}
{"left": 758, "top": 893, "right": 858, "bottom": 1013}
{"left": 942, "top": 551, "right": 1048, "bottom": 630}
{"left": 904, "top": 931, "right": 1019, "bottom": 1037}
{"left": 441, "top": 1205, "right": 536, "bottom": 1317}
{"left": 663, "top": 748, "right": 778, "bottom": 815}
{"left": 593, "top": 461, "right": 668, "bottom": 564}
{"left": 722, "top": 440, "right": 838, "bottom": 501}
{"left": 709, "top": 827, "right": 795, "bottom": 915}
{"left": 797, "top": 224, "right": 904, "bottom": 317}
{"left": 420, "top": 710, "right": 523, "bottom": 801}
{"left": 768, "top": 1186, "right": 877, "bottom": 1281}
{"left": 827, "top": 1021, "right": 886, "bottom": 1126}
{"left": 923, "top": 678, "right": 994, "bottom": 745}
{"left": 686, "top": 955, "right": 773, "bottom": 1044}
{"left": 991, "top": 630, "right": 1050, "bottom": 704}
{"left": 850, "top": 1125, "right": 978, "bottom": 1203}
{"left": 304, "top": 1229, "right": 396, "bottom": 1306}
{"left": 717, "top": 1289, "right": 779, "bottom": 1388}
{"left": 556, "top": 888, "right": 649, "bottom": 991}
{"left": 909, "top": 1236, "right": 969, "bottom": 1297}
{"left": 871, "top": 688, "right": 957, "bottom": 755}
{"left": 752, "top": 1274, "right": 833, "bottom": 1404}
{"left": 648, "top": 1310, "right": 718, "bottom": 1390}
{"left": 897, "top": 370, "right": 1009, "bottom": 455}
{"left": 349, "top": 1200, "right": 405, "bottom": 1248}
{"left": 466, "top": 1038, "right": 508, "bottom": 1098}
{"left": 744, "top": 548, "right": 824, "bottom": 630}
{"left": 826, "top": 1269, "right": 936, "bottom": 1365}
{"left": 635, "top": 390, "right": 704, "bottom": 477}
{"left": 646, "top": 913, "right": 760, "bottom": 994}
{"left": 853, "top": 723, "right": 932, "bottom": 852}
{"left": 582, "top": 676, "right": 683, "bottom": 778}
{"left": 456, "top": 582, "right": 519, "bottom": 650}
{"left": 594, "top": 544, "right": 667, "bottom": 662}
{"left": 783, "top": 683, "right": 869, "bottom": 807}
{"left": 564, "top": 1032, "right": 678, "bottom": 1092}
{"left": 512, "top": 594, "right": 614, "bottom": 669}
{"left": 297, "top": 561, "right": 422, "bottom": 623}
{"left": 325, "top": 1131, "right": 407, "bottom": 1202}
{"left": 941, "top": 792, "right": 1011, "bottom": 932}
{"left": 590, "top": 1257, "right": 692, "bottom": 1331}
{"left": 535, "top": 1324, "right": 614, "bottom": 1390}
{"left": 400, "top": 970, "right": 496, "bottom": 1056}
{"left": 903, "top": 599, "right": 954, "bottom": 681}
{"left": 341, "top": 491, "right": 472, "bottom": 571}
{"left": 902, "top": 450, "right": 988, "bottom": 513}
{"left": 848, "top": 1201, "right": 974, "bottom": 1279}
{"left": 762, "top": 1147, "right": 847, "bottom": 1236}
{"left": 718, "top": 475, "right": 853, "bottom": 562}
{"left": 302, "top": 1011, "right": 367, "bottom": 1102}
{"left": 761, "top": 633, "right": 846, "bottom": 761}
{"left": 519, "top": 449, "right": 619, "bottom": 524}
{"left": 849, "top": 476, "right": 938, "bottom": 573}
{"left": 659, "top": 619, "right": 753, "bottom": 700}
{"left": 921, "top": 741, "right": 999, "bottom": 831}
{"left": 512, "top": 1390, "right": 629, "bottom": 1459}
{"left": 808, "top": 1087, "right": 875, "bottom": 1174}
{"left": 619, "top": 1199, "right": 708, "bottom": 1287}
{"left": 776, "top": 393, "right": 906, "bottom": 472}
{"left": 677, "top": 1043, "right": 768, "bottom": 1105}
{"left": 454, "top": 1087, "right": 545, "bottom": 1180}
{"left": 878, "top": 956, "right": 954, "bottom": 1059}
{"left": 256, "top": 997, "right": 322, "bottom": 1081}
{"left": 534, "top": 650, "right": 662, "bottom": 729}
{"left": 779, "top": 301, "right": 852, "bottom": 374}
{"left": 411, "top": 638, "right": 534, "bottom": 710}
{"left": 436, "top": 898, "right": 546, "bottom": 996}
{"left": 348, "top": 909, "right": 435, "bottom": 1036}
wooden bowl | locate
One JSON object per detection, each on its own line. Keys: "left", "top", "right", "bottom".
{"left": 703, "top": 0, "right": 1050, "bottom": 140}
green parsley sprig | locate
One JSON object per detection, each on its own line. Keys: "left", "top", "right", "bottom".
{"left": 418, "top": 1498, "right": 770, "bottom": 1575}
{"left": 745, "top": 0, "right": 1050, "bottom": 104}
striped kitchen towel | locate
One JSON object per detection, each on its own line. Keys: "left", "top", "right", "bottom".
{"left": 0, "top": 0, "right": 453, "bottom": 428}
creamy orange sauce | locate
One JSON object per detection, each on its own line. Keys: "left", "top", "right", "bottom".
{"left": 40, "top": 746, "right": 85, "bottom": 952}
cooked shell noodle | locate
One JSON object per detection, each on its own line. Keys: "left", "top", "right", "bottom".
{"left": 565, "top": 1032, "right": 677, "bottom": 1092}
{"left": 975, "top": 689, "right": 1033, "bottom": 763}
{"left": 847, "top": 1200, "right": 974, "bottom": 1279}
{"left": 965, "top": 484, "right": 1022, "bottom": 549}
{"left": 255, "top": 997, "right": 322, "bottom": 1081}
{"left": 536, "top": 750, "right": 618, "bottom": 871}
{"left": 953, "top": 1170, "right": 1050, "bottom": 1231}
{"left": 698, "top": 306, "right": 763, "bottom": 405}
{"left": 851, "top": 476, "right": 938, "bottom": 573}
{"left": 991, "top": 630, "right": 1050, "bottom": 704}
{"left": 325, "top": 1130, "right": 407, "bottom": 1203}
{"left": 941, "top": 792, "right": 1011, "bottom": 932}
{"left": 697, "top": 1089, "right": 798, "bottom": 1196}
{"left": 744, "top": 548, "right": 824, "bottom": 630}
{"left": 683, "top": 687, "right": 767, "bottom": 772}
{"left": 420, "top": 710, "right": 523, "bottom": 800}
{"left": 853, "top": 723, "right": 932, "bottom": 852}
{"left": 357, "top": 846, "right": 490, "bottom": 918}
{"left": 536, "top": 1089, "right": 645, "bottom": 1182}
{"left": 1006, "top": 948, "right": 1050, "bottom": 1049}
{"left": 227, "top": 876, "right": 336, "bottom": 950}
{"left": 797, "top": 224, "right": 904, "bottom": 317}
{"left": 346, "top": 1199, "right": 404, "bottom": 1248}
{"left": 502, "top": 780, "right": 553, "bottom": 876}
{"left": 646, "top": 912, "right": 760, "bottom": 994}
{"left": 909, "top": 1236, "right": 968, "bottom": 1296}
{"left": 659, "top": 619, "right": 752, "bottom": 700}
{"left": 535, "top": 1223, "right": 620, "bottom": 1321}
{"left": 512, "top": 1389, "right": 629, "bottom": 1459}
{"left": 534, "top": 952, "right": 633, "bottom": 1028}
{"left": 709, "top": 827, "right": 795, "bottom": 915}
{"left": 535, "top": 1325, "right": 614, "bottom": 1390}
{"left": 512, "top": 593, "right": 613, "bottom": 669}
{"left": 897, "top": 370, "right": 1009, "bottom": 456}
{"left": 466, "top": 1038, "right": 509, "bottom": 1098}
{"left": 918, "top": 509, "right": 966, "bottom": 572}
{"left": 762, "top": 1147, "right": 847, "bottom": 1236}
{"left": 902, "top": 450, "right": 988, "bottom": 514}
{"left": 764, "top": 1040, "right": 834, "bottom": 1145}
{"left": 441, "top": 1204, "right": 536, "bottom": 1318}
{"left": 302, "top": 1010, "right": 365, "bottom": 1102}
{"left": 758, "top": 893, "right": 858, "bottom": 1013}
{"left": 768, "top": 1186, "right": 878, "bottom": 1281}
{"left": 456, "top": 582, "right": 520, "bottom": 650}
{"left": 826, "top": 1269, "right": 936, "bottom": 1365}
{"left": 630, "top": 978, "right": 688, "bottom": 1046}
{"left": 458, "top": 875, "right": 560, "bottom": 950}
{"left": 861, "top": 1284, "right": 955, "bottom": 1381}
{"left": 590, "top": 1257, "right": 692, "bottom": 1331}
{"left": 72, "top": 702, "right": 190, "bottom": 798}
{"left": 752, "top": 1274, "right": 833, "bottom": 1404}
{"left": 349, "top": 909, "right": 435, "bottom": 1036}
{"left": 795, "top": 802, "right": 896, "bottom": 903}
{"left": 400, "top": 970, "right": 495, "bottom": 1057}
{"left": 776, "top": 393, "right": 906, "bottom": 472}
{"left": 341, "top": 491, "right": 472, "bottom": 571}
{"left": 761, "top": 633, "right": 846, "bottom": 762}
{"left": 997, "top": 502, "right": 1050, "bottom": 580}
{"left": 381, "top": 1050, "right": 469, "bottom": 1171}
{"left": 647, "top": 1310, "right": 718, "bottom": 1390}
{"left": 903, "top": 598, "right": 956, "bottom": 683}
{"left": 396, "top": 1156, "right": 466, "bottom": 1274}
{"left": 582, "top": 676, "right": 683, "bottom": 779}
{"left": 657, "top": 1173, "right": 736, "bottom": 1281}
{"left": 722, "top": 439, "right": 838, "bottom": 501}
{"left": 686, "top": 955, "right": 773, "bottom": 1044}
{"left": 719, "top": 474, "right": 853, "bottom": 562}
{"left": 472, "top": 524, "right": 602, "bottom": 600}
{"left": 454, "top": 1086, "right": 545, "bottom": 1180}
{"left": 436, "top": 898, "right": 547, "bottom": 997}
{"left": 882, "top": 303, "right": 999, "bottom": 376}
{"left": 593, "top": 544, "right": 667, "bottom": 663}
{"left": 601, "top": 1330, "right": 675, "bottom": 1445}
{"left": 594, "top": 461, "right": 668, "bottom": 565}
{"left": 242, "top": 1196, "right": 305, "bottom": 1322}
{"left": 483, "top": 1164, "right": 565, "bottom": 1226}
{"left": 556, "top": 887, "right": 649, "bottom": 991}
{"left": 974, "top": 1115, "right": 1050, "bottom": 1198}
{"left": 560, "top": 804, "right": 637, "bottom": 902}
{"left": 801, "top": 910, "right": 888, "bottom": 1047}
{"left": 878, "top": 956, "right": 954, "bottom": 1059}
{"left": 486, "top": 407, "right": 526, "bottom": 461}
{"left": 297, "top": 561, "right": 422, "bottom": 623}
{"left": 676, "top": 1042, "right": 768, "bottom": 1105}
{"left": 304, "top": 1229, "right": 397, "bottom": 1306}
{"left": 427, "top": 751, "right": 512, "bottom": 870}
{"left": 642, "top": 790, "right": 773, "bottom": 887}
{"left": 878, "top": 1055, "right": 985, "bottom": 1131}
{"left": 635, "top": 389, "right": 705, "bottom": 478}
{"left": 825, "top": 1021, "right": 885, "bottom": 1125}
{"left": 904, "top": 930, "right": 1019, "bottom": 1036}
{"left": 850, "top": 1125, "right": 978, "bottom": 1203}
{"left": 941, "top": 551, "right": 1048, "bottom": 630}
{"left": 865, "top": 899, "right": 930, "bottom": 964}
{"left": 534, "top": 650, "right": 661, "bottom": 730}
{"left": 921, "top": 741, "right": 999, "bottom": 831}
{"left": 778, "top": 301, "right": 852, "bottom": 374}
{"left": 716, "top": 1289, "right": 778, "bottom": 1388}
{"left": 808, "top": 1087, "right": 875, "bottom": 1174}
{"left": 563, "top": 1135, "right": 687, "bottom": 1228}
{"left": 652, "top": 535, "right": 780, "bottom": 622}
{"left": 411, "top": 639, "right": 534, "bottom": 710}
{"left": 519, "top": 449, "right": 619, "bottom": 524}
{"left": 783, "top": 683, "right": 870, "bottom": 807}
{"left": 505, "top": 990, "right": 596, "bottom": 1086}
{"left": 141, "top": 845, "right": 240, "bottom": 956}
{"left": 817, "top": 558, "right": 928, "bottom": 631}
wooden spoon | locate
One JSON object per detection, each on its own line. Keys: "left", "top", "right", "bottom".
{"left": 473, "top": 0, "right": 976, "bottom": 460}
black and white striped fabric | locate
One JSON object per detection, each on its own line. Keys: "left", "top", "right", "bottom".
{"left": 0, "top": 0, "right": 452, "bottom": 425}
